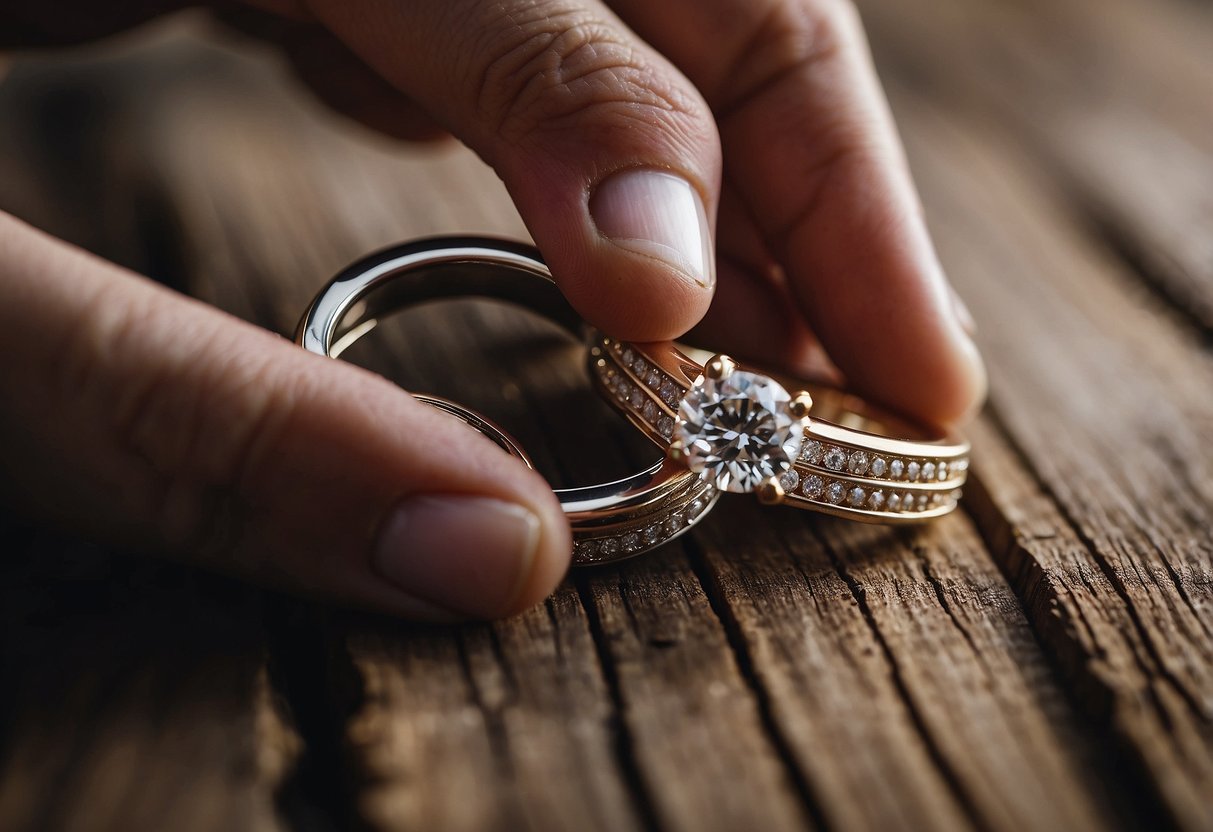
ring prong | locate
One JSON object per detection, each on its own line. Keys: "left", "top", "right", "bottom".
{"left": 757, "top": 476, "right": 786, "bottom": 505}
{"left": 704, "top": 354, "right": 738, "bottom": 380}
{"left": 789, "top": 391, "right": 813, "bottom": 419}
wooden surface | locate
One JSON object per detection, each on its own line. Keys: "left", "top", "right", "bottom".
{"left": 1, "top": 2, "right": 1211, "bottom": 829}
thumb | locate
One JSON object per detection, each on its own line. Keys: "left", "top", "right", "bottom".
{"left": 298, "top": 0, "right": 722, "bottom": 340}
{"left": 0, "top": 213, "right": 570, "bottom": 620}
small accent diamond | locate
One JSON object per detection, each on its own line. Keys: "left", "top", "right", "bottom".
{"left": 921, "top": 462, "right": 936, "bottom": 481}
{"left": 575, "top": 540, "right": 599, "bottom": 560}
{"left": 869, "top": 457, "right": 887, "bottom": 478}
{"left": 646, "top": 368, "right": 661, "bottom": 389}
{"left": 665, "top": 511, "right": 685, "bottom": 534}
{"left": 802, "top": 475, "right": 825, "bottom": 499}
{"left": 643, "top": 524, "right": 662, "bottom": 546}
{"left": 622, "top": 532, "right": 641, "bottom": 552}
{"left": 690, "top": 496, "right": 708, "bottom": 516}
{"left": 848, "top": 486, "right": 866, "bottom": 507}
{"left": 659, "top": 379, "right": 679, "bottom": 406}
{"left": 779, "top": 469, "right": 800, "bottom": 493}
{"left": 887, "top": 493, "right": 901, "bottom": 510}
{"left": 823, "top": 446, "right": 847, "bottom": 471}
{"left": 657, "top": 415, "right": 675, "bottom": 438}
{"left": 868, "top": 490, "right": 886, "bottom": 510}
{"left": 632, "top": 356, "right": 648, "bottom": 375}
{"left": 848, "top": 451, "right": 869, "bottom": 475}
{"left": 799, "top": 440, "right": 824, "bottom": 465}
{"left": 826, "top": 481, "right": 845, "bottom": 504}
{"left": 902, "top": 491, "right": 916, "bottom": 510}
{"left": 937, "top": 462, "right": 948, "bottom": 481}
{"left": 629, "top": 386, "right": 646, "bottom": 409}
{"left": 906, "top": 461, "right": 921, "bottom": 481}
{"left": 621, "top": 347, "right": 635, "bottom": 367}
{"left": 601, "top": 537, "right": 621, "bottom": 555}
{"left": 642, "top": 400, "right": 658, "bottom": 423}
{"left": 890, "top": 459, "right": 905, "bottom": 479}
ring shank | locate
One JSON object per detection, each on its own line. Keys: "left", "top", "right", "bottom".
{"left": 294, "top": 236, "right": 720, "bottom": 564}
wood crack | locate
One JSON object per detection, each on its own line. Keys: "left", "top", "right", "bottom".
{"left": 681, "top": 533, "right": 832, "bottom": 832}
{"left": 574, "top": 574, "right": 665, "bottom": 832}
{"left": 808, "top": 526, "right": 993, "bottom": 832}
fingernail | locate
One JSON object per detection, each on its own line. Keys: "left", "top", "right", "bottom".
{"left": 372, "top": 495, "right": 540, "bottom": 619}
{"left": 950, "top": 285, "right": 977, "bottom": 336}
{"left": 590, "top": 168, "right": 715, "bottom": 288}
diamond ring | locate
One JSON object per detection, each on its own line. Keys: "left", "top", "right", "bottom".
{"left": 589, "top": 333, "right": 970, "bottom": 522}
{"left": 294, "top": 237, "right": 720, "bottom": 564}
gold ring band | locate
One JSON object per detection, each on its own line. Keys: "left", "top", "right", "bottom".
{"left": 589, "top": 332, "right": 969, "bottom": 523}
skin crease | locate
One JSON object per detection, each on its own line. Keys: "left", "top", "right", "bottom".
{"left": 0, "top": 0, "right": 986, "bottom": 620}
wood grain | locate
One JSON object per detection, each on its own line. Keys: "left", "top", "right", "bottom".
{"left": 890, "top": 86, "right": 1213, "bottom": 829}
{"left": 1, "top": 7, "right": 1210, "bottom": 830}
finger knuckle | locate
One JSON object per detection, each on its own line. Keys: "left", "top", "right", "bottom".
{"left": 96, "top": 308, "right": 293, "bottom": 561}
{"left": 473, "top": 10, "right": 693, "bottom": 141}
{"left": 717, "top": 0, "right": 859, "bottom": 112}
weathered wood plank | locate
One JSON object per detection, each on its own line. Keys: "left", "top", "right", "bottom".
{"left": 7, "top": 12, "right": 1208, "bottom": 830}
{"left": 891, "top": 87, "right": 1213, "bottom": 829}
{"left": 694, "top": 497, "right": 1128, "bottom": 831}
{"left": 132, "top": 31, "right": 1150, "bottom": 832}
{"left": 0, "top": 527, "right": 293, "bottom": 832}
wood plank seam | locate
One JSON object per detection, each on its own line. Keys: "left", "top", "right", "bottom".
{"left": 961, "top": 418, "right": 1197, "bottom": 829}
{"left": 681, "top": 535, "right": 832, "bottom": 832}
{"left": 574, "top": 577, "right": 670, "bottom": 832}
{"left": 975, "top": 412, "right": 1210, "bottom": 728}
{"left": 806, "top": 526, "right": 992, "bottom": 832}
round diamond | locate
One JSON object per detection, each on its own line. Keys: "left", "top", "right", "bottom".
{"left": 869, "top": 457, "right": 888, "bottom": 478}
{"left": 937, "top": 462, "right": 948, "bottom": 481}
{"left": 601, "top": 537, "right": 621, "bottom": 555}
{"left": 921, "top": 462, "right": 936, "bottom": 481}
{"left": 887, "top": 493, "right": 901, "bottom": 510}
{"left": 646, "top": 368, "right": 661, "bottom": 389}
{"left": 675, "top": 370, "right": 806, "bottom": 493}
{"left": 657, "top": 415, "right": 675, "bottom": 438}
{"left": 823, "top": 446, "right": 847, "bottom": 471}
{"left": 643, "top": 524, "right": 662, "bottom": 545}
{"left": 801, "top": 475, "right": 825, "bottom": 499}
{"left": 642, "top": 400, "right": 658, "bottom": 423}
{"left": 848, "top": 451, "right": 869, "bottom": 475}
{"left": 906, "top": 461, "right": 921, "bottom": 482}
{"left": 632, "top": 356, "right": 648, "bottom": 375}
{"left": 902, "top": 491, "right": 916, "bottom": 510}
{"left": 629, "top": 386, "right": 646, "bottom": 409}
{"left": 622, "top": 532, "right": 641, "bottom": 552}
{"left": 825, "top": 481, "right": 845, "bottom": 504}
{"left": 621, "top": 347, "right": 635, "bottom": 367}
{"left": 868, "top": 490, "right": 886, "bottom": 510}
{"left": 890, "top": 459, "right": 905, "bottom": 479}
{"left": 779, "top": 469, "right": 800, "bottom": 493}
{"left": 799, "top": 440, "right": 824, "bottom": 465}
{"left": 575, "top": 540, "right": 599, "bottom": 561}
{"left": 848, "top": 487, "right": 866, "bottom": 507}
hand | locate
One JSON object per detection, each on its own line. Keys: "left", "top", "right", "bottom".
{"left": 0, "top": 0, "right": 985, "bottom": 621}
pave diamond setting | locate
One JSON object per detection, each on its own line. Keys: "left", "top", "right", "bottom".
{"left": 675, "top": 369, "right": 808, "bottom": 493}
